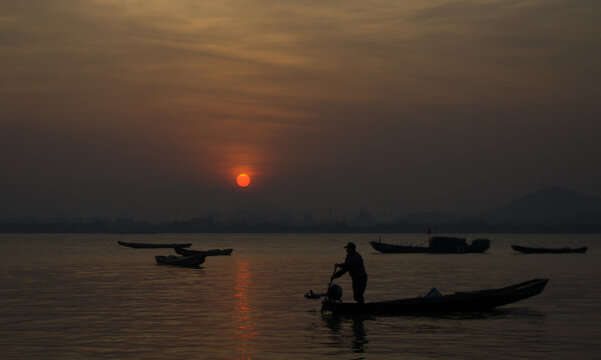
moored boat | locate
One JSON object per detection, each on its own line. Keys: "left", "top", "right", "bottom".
{"left": 175, "top": 248, "right": 233, "bottom": 256}
{"left": 369, "top": 236, "right": 490, "bottom": 254}
{"left": 321, "top": 278, "right": 548, "bottom": 315}
{"left": 511, "top": 245, "right": 587, "bottom": 254}
{"left": 154, "top": 254, "right": 206, "bottom": 267}
{"left": 117, "top": 241, "right": 192, "bottom": 249}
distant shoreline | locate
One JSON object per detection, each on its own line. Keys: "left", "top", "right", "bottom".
{"left": 1, "top": 221, "right": 600, "bottom": 234}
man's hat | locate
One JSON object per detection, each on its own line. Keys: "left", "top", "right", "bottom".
{"left": 344, "top": 242, "right": 356, "bottom": 249}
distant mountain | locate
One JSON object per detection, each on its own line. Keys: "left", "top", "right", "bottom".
{"left": 480, "top": 187, "right": 601, "bottom": 225}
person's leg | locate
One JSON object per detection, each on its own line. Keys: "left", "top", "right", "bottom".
{"left": 352, "top": 275, "right": 367, "bottom": 304}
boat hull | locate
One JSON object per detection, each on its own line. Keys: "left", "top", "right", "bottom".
{"left": 322, "top": 279, "right": 548, "bottom": 315}
{"left": 118, "top": 241, "right": 192, "bottom": 249}
{"left": 175, "top": 248, "right": 233, "bottom": 256}
{"left": 369, "top": 238, "right": 489, "bottom": 254}
{"left": 511, "top": 245, "right": 587, "bottom": 254}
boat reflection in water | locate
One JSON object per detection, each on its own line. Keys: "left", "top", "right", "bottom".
{"left": 322, "top": 313, "right": 369, "bottom": 353}
{"left": 233, "top": 259, "right": 258, "bottom": 360}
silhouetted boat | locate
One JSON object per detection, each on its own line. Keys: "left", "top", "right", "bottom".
{"left": 369, "top": 236, "right": 490, "bottom": 254}
{"left": 175, "top": 248, "right": 233, "bottom": 256}
{"left": 154, "top": 254, "right": 206, "bottom": 267}
{"left": 511, "top": 245, "right": 588, "bottom": 254}
{"left": 117, "top": 241, "right": 192, "bottom": 249}
{"left": 321, "top": 278, "right": 548, "bottom": 315}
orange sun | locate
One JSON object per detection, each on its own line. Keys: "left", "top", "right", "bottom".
{"left": 236, "top": 173, "right": 251, "bottom": 187}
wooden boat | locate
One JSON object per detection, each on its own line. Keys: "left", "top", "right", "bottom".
{"left": 369, "top": 236, "right": 490, "bottom": 254}
{"left": 321, "top": 278, "right": 548, "bottom": 315}
{"left": 117, "top": 241, "right": 192, "bottom": 249}
{"left": 511, "top": 245, "right": 588, "bottom": 254}
{"left": 175, "top": 248, "right": 233, "bottom": 256}
{"left": 154, "top": 254, "right": 206, "bottom": 267}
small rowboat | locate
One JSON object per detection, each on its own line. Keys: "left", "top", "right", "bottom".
{"left": 321, "top": 278, "right": 548, "bottom": 315}
{"left": 175, "top": 248, "right": 233, "bottom": 256}
{"left": 369, "top": 237, "right": 490, "bottom": 254}
{"left": 117, "top": 241, "right": 192, "bottom": 249}
{"left": 154, "top": 254, "right": 206, "bottom": 267}
{"left": 511, "top": 245, "right": 587, "bottom": 254}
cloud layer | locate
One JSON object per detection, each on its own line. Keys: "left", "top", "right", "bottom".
{"left": 1, "top": 0, "right": 600, "bottom": 219}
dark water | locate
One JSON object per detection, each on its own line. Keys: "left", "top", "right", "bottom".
{"left": 1, "top": 233, "right": 600, "bottom": 359}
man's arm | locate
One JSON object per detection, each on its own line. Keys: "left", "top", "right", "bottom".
{"left": 331, "top": 262, "right": 348, "bottom": 279}
{"left": 331, "top": 267, "right": 347, "bottom": 279}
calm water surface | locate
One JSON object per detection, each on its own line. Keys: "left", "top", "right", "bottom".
{"left": 1, "top": 233, "right": 600, "bottom": 359}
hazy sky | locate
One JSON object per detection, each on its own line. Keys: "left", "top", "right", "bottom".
{"left": 2, "top": 0, "right": 600, "bottom": 220}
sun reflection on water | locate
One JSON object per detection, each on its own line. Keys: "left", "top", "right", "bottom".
{"left": 233, "top": 259, "right": 258, "bottom": 359}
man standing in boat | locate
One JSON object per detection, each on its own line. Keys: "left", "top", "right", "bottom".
{"left": 331, "top": 242, "right": 368, "bottom": 304}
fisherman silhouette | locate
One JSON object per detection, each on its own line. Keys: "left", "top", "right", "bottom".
{"left": 331, "top": 242, "right": 368, "bottom": 304}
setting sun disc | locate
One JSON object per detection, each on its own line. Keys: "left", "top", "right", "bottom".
{"left": 236, "top": 173, "right": 251, "bottom": 187}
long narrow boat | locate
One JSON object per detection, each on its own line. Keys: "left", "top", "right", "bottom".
{"left": 369, "top": 236, "right": 490, "bottom": 254}
{"left": 175, "top": 248, "right": 233, "bottom": 256}
{"left": 155, "top": 254, "right": 206, "bottom": 267}
{"left": 321, "top": 278, "right": 548, "bottom": 315}
{"left": 511, "top": 245, "right": 587, "bottom": 254}
{"left": 117, "top": 241, "right": 192, "bottom": 249}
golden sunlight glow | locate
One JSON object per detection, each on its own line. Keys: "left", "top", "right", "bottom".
{"left": 233, "top": 259, "right": 258, "bottom": 359}
{"left": 236, "top": 173, "right": 251, "bottom": 187}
